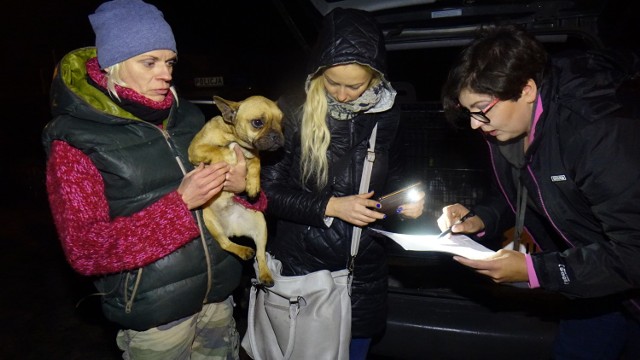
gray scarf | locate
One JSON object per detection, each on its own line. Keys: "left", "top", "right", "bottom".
{"left": 327, "top": 82, "right": 386, "bottom": 120}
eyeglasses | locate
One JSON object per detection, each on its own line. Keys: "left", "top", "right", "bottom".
{"left": 462, "top": 98, "right": 500, "bottom": 124}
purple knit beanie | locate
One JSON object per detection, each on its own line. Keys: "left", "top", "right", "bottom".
{"left": 89, "top": 0, "right": 177, "bottom": 69}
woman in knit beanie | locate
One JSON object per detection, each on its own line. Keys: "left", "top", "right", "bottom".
{"left": 42, "top": 1, "right": 246, "bottom": 358}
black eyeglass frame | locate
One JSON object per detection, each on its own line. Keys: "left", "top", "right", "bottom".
{"left": 460, "top": 98, "right": 500, "bottom": 124}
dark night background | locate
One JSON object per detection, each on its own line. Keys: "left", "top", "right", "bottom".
{"left": 2, "top": 2, "right": 313, "bottom": 358}
{"left": 1, "top": 0, "right": 639, "bottom": 358}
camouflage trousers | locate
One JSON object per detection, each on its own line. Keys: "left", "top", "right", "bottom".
{"left": 116, "top": 296, "right": 239, "bottom": 360}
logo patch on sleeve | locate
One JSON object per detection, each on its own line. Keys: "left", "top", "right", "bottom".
{"left": 551, "top": 175, "right": 567, "bottom": 182}
{"left": 558, "top": 264, "right": 571, "bottom": 285}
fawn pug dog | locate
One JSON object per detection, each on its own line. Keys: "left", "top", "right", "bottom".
{"left": 189, "top": 95, "right": 283, "bottom": 286}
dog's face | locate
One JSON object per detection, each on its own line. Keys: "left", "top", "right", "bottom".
{"left": 215, "top": 95, "right": 284, "bottom": 151}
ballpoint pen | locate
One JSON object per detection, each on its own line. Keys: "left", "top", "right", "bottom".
{"left": 436, "top": 210, "right": 476, "bottom": 238}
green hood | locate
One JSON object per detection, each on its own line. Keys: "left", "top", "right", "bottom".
{"left": 50, "top": 47, "right": 139, "bottom": 121}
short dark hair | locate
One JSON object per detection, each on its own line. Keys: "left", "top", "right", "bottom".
{"left": 441, "top": 25, "right": 548, "bottom": 122}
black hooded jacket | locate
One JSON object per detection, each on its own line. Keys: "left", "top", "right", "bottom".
{"left": 473, "top": 50, "right": 640, "bottom": 311}
{"left": 260, "top": 8, "right": 400, "bottom": 337}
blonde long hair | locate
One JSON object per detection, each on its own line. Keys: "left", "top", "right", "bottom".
{"left": 300, "top": 64, "right": 380, "bottom": 190}
{"left": 300, "top": 76, "right": 331, "bottom": 189}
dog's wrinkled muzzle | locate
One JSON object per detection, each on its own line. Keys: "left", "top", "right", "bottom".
{"left": 255, "top": 131, "right": 284, "bottom": 151}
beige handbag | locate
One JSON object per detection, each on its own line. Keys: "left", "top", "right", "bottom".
{"left": 242, "top": 254, "right": 351, "bottom": 360}
{"left": 241, "top": 124, "right": 378, "bottom": 360}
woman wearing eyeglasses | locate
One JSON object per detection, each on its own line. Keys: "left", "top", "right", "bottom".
{"left": 438, "top": 25, "right": 640, "bottom": 359}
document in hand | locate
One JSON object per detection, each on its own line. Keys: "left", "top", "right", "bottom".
{"left": 371, "top": 228, "right": 495, "bottom": 260}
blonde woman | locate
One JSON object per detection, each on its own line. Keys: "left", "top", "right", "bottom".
{"left": 261, "top": 8, "right": 424, "bottom": 359}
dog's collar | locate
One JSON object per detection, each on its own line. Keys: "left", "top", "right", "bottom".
{"left": 232, "top": 190, "right": 267, "bottom": 212}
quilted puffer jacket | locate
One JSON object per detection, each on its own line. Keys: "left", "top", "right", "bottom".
{"left": 42, "top": 47, "right": 242, "bottom": 330}
{"left": 260, "top": 8, "right": 402, "bottom": 338}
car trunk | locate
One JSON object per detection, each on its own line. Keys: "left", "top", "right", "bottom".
{"left": 269, "top": 1, "right": 612, "bottom": 358}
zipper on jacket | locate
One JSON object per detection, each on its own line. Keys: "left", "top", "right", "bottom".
{"left": 124, "top": 269, "right": 144, "bottom": 313}
{"left": 487, "top": 143, "right": 538, "bottom": 247}
{"left": 525, "top": 165, "right": 574, "bottom": 248}
{"left": 150, "top": 122, "right": 215, "bottom": 304}
{"left": 488, "top": 141, "right": 575, "bottom": 250}
{"left": 349, "top": 119, "right": 357, "bottom": 195}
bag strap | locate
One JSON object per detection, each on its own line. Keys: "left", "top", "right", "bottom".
{"left": 247, "top": 281, "right": 305, "bottom": 360}
{"left": 348, "top": 123, "right": 378, "bottom": 275}
{"left": 283, "top": 296, "right": 305, "bottom": 359}
{"left": 245, "top": 286, "right": 262, "bottom": 359}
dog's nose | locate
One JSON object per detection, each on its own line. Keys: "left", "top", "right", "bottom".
{"left": 255, "top": 131, "right": 285, "bottom": 151}
{"left": 269, "top": 132, "right": 284, "bottom": 145}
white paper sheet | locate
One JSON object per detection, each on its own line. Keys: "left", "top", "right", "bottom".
{"left": 371, "top": 228, "right": 496, "bottom": 260}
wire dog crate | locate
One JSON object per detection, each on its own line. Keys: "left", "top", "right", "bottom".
{"left": 420, "top": 168, "right": 489, "bottom": 220}
{"left": 397, "top": 102, "right": 491, "bottom": 221}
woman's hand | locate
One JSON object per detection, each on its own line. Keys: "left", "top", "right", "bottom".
{"left": 453, "top": 249, "right": 528, "bottom": 283}
{"left": 398, "top": 191, "right": 425, "bottom": 219}
{"left": 223, "top": 144, "right": 248, "bottom": 194}
{"left": 178, "top": 162, "right": 229, "bottom": 209}
{"left": 437, "top": 203, "right": 485, "bottom": 234}
{"left": 326, "top": 191, "right": 386, "bottom": 227}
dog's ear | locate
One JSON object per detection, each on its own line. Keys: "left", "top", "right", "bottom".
{"left": 213, "top": 96, "right": 240, "bottom": 124}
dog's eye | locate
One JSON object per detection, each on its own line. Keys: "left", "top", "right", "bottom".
{"left": 252, "top": 119, "right": 264, "bottom": 128}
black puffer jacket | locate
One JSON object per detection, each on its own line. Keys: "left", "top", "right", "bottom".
{"left": 260, "top": 8, "right": 400, "bottom": 337}
{"left": 473, "top": 50, "right": 640, "bottom": 306}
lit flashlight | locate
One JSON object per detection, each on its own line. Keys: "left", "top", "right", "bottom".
{"left": 406, "top": 188, "right": 421, "bottom": 202}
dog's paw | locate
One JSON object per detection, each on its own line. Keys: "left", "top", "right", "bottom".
{"left": 259, "top": 272, "right": 274, "bottom": 287}
{"left": 246, "top": 185, "right": 260, "bottom": 198}
{"left": 237, "top": 247, "right": 256, "bottom": 260}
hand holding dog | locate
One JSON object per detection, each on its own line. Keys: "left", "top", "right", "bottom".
{"left": 223, "top": 145, "right": 248, "bottom": 194}
{"left": 326, "top": 191, "right": 386, "bottom": 227}
{"left": 178, "top": 162, "right": 229, "bottom": 209}
{"left": 187, "top": 95, "right": 283, "bottom": 285}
